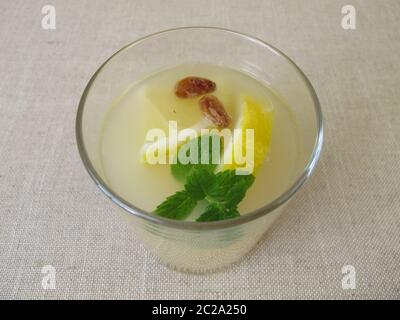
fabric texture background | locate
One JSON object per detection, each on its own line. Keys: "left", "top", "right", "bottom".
{"left": 0, "top": 0, "right": 399, "bottom": 299}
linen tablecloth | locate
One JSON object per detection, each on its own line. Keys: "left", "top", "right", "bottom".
{"left": 0, "top": 0, "right": 399, "bottom": 299}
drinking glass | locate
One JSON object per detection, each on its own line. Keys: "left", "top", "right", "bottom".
{"left": 76, "top": 27, "right": 323, "bottom": 273}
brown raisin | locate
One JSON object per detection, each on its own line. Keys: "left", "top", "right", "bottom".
{"left": 175, "top": 76, "right": 216, "bottom": 98}
{"left": 199, "top": 95, "right": 231, "bottom": 128}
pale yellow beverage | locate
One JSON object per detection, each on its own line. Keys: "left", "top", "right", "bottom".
{"left": 100, "top": 63, "right": 300, "bottom": 220}
{"left": 76, "top": 27, "right": 323, "bottom": 273}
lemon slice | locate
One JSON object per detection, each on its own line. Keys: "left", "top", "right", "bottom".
{"left": 221, "top": 95, "right": 274, "bottom": 175}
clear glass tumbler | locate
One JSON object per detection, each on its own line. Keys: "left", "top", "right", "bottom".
{"left": 76, "top": 27, "right": 323, "bottom": 273}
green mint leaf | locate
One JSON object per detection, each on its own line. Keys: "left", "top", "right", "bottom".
{"left": 196, "top": 203, "right": 240, "bottom": 222}
{"left": 171, "top": 134, "right": 221, "bottom": 181}
{"left": 224, "top": 178, "right": 255, "bottom": 207}
{"left": 156, "top": 167, "right": 255, "bottom": 221}
{"left": 184, "top": 168, "right": 216, "bottom": 200}
{"left": 196, "top": 170, "right": 255, "bottom": 222}
{"left": 154, "top": 190, "right": 197, "bottom": 220}
{"left": 207, "top": 170, "right": 255, "bottom": 207}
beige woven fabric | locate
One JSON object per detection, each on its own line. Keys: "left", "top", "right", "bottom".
{"left": 0, "top": 0, "right": 399, "bottom": 299}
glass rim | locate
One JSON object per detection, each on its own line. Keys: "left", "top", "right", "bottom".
{"left": 75, "top": 26, "right": 324, "bottom": 231}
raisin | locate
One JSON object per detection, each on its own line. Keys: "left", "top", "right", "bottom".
{"left": 175, "top": 77, "right": 216, "bottom": 98}
{"left": 199, "top": 95, "right": 231, "bottom": 128}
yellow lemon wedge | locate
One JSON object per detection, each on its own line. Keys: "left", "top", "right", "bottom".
{"left": 221, "top": 95, "right": 274, "bottom": 175}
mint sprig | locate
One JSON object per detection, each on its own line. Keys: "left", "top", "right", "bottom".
{"left": 155, "top": 135, "right": 255, "bottom": 222}
{"left": 154, "top": 168, "right": 255, "bottom": 222}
